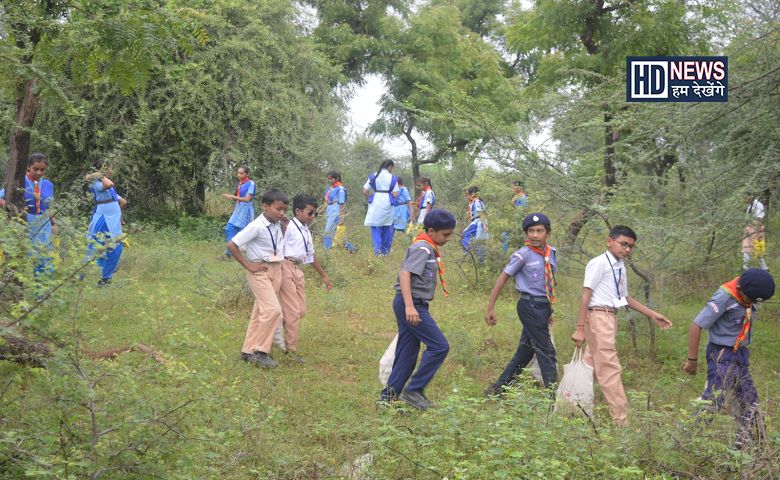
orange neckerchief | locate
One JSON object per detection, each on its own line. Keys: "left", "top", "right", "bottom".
{"left": 235, "top": 177, "right": 250, "bottom": 197}
{"left": 720, "top": 276, "right": 753, "bottom": 351}
{"left": 413, "top": 232, "right": 448, "bottom": 297}
{"left": 28, "top": 174, "right": 41, "bottom": 214}
{"left": 524, "top": 240, "right": 556, "bottom": 303}
{"left": 325, "top": 181, "right": 343, "bottom": 203}
{"left": 416, "top": 185, "right": 432, "bottom": 209}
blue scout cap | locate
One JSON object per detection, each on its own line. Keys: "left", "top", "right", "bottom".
{"left": 424, "top": 209, "right": 457, "bottom": 230}
{"left": 739, "top": 269, "right": 775, "bottom": 302}
{"left": 522, "top": 212, "right": 551, "bottom": 232}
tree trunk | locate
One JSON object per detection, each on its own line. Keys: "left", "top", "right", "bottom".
{"left": 404, "top": 126, "right": 420, "bottom": 198}
{"left": 4, "top": 78, "right": 40, "bottom": 215}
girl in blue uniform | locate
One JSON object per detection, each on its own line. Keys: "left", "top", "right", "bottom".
{"left": 393, "top": 177, "right": 412, "bottom": 235}
{"left": 461, "top": 186, "right": 488, "bottom": 261}
{"left": 363, "top": 160, "right": 399, "bottom": 255}
{"left": 85, "top": 167, "right": 127, "bottom": 285}
{"left": 222, "top": 166, "right": 256, "bottom": 259}
{"left": 323, "top": 170, "right": 347, "bottom": 249}
{"left": 0, "top": 153, "right": 56, "bottom": 279}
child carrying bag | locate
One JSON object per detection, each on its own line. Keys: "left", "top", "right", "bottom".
{"left": 555, "top": 346, "right": 594, "bottom": 417}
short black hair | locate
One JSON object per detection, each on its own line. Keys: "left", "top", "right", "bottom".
{"left": 609, "top": 225, "right": 637, "bottom": 241}
{"left": 293, "top": 193, "right": 317, "bottom": 211}
{"left": 466, "top": 186, "right": 479, "bottom": 195}
{"left": 237, "top": 165, "right": 249, "bottom": 174}
{"left": 28, "top": 152, "right": 48, "bottom": 166}
{"left": 262, "top": 188, "right": 289, "bottom": 205}
{"left": 397, "top": 177, "right": 404, "bottom": 185}
{"left": 512, "top": 180, "right": 524, "bottom": 188}
{"left": 326, "top": 170, "right": 341, "bottom": 181}
{"left": 416, "top": 176, "right": 432, "bottom": 187}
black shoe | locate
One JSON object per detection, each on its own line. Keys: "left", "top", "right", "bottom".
{"left": 484, "top": 384, "right": 503, "bottom": 397}
{"left": 97, "top": 278, "right": 111, "bottom": 287}
{"left": 399, "top": 389, "right": 431, "bottom": 410}
{"left": 379, "top": 386, "right": 398, "bottom": 404}
{"left": 240, "top": 351, "right": 278, "bottom": 368}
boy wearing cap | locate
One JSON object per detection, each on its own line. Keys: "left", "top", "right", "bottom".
{"left": 683, "top": 268, "right": 775, "bottom": 447}
{"left": 571, "top": 225, "right": 672, "bottom": 425}
{"left": 485, "top": 213, "right": 558, "bottom": 394}
{"left": 380, "top": 209, "right": 457, "bottom": 410}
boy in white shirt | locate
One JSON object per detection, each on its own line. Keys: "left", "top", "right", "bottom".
{"left": 276, "top": 194, "right": 333, "bottom": 363}
{"left": 228, "top": 189, "right": 288, "bottom": 368}
{"left": 571, "top": 225, "right": 672, "bottom": 425}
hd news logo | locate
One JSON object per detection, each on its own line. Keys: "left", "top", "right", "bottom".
{"left": 626, "top": 56, "right": 728, "bottom": 102}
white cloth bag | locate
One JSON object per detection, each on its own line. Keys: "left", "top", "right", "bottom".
{"left": 528, "top": 335, "right": 555, "bottom": 384}
{"left": 379, "top": 334, "right": 399, "bottom": 386}
{"left": 555, "top": 346, "right": 594, "bottom": 417}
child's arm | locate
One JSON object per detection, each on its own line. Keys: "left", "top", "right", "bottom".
{"left": 118, "top": 196, "right": 128, "bottom": 209}
{"left": 227, "top": 241, "right": 268, "bottom": 273}
{"left": 223, "top": 192, "right": 253, "bottom": 202}
{"left": 485, "top": 272, "right": 511, "bottom": 326}
{"left": 571, "top": 287, "right": 593, "bottom": 346}
{"left": 683, "top": 323, "right": 702, "bottom": 375}
{"left": 399, "top": 270, "right": 420, "bottom": 326}
{"left": 627, "top": 297, "right": 672, "bottom": 329}
{"left": 310, "top": 257, "right": 333, "bottom": 291}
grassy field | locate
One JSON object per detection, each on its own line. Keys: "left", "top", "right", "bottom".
{"left": 2, "top": 219, "right": 779, "bottom": 479}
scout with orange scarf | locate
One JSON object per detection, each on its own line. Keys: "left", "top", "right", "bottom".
{"left": 683, "top": 269, "right": 775, "bottom": 448}
{"left": 484, "top": 213, "right": 558, "bottom": 395}
{"left": 414, "top": 177, "right": 436, "bottom": 226}
{"left": 380, "top": 209, "right": 457, "bottom": 410}
{"left": 323, "top": 170, "right": 347, "bottom": 250}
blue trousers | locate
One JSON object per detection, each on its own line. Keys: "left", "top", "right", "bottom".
{"left": 493, "top": 297, "right": 557, "bottom": 388}
{"left": 323, "top": 211, "right": 338, "bottom": 250}
{"left": 461, "top": 223, "right": 485, "bottom": 262}
{"left": 701, "top": 343, "right": 758, "bottom": 430}
{"left": 87, "top": 216, "right": 124, "bottom": 280}
{"left": 386, "top": 294, "right": 449, "bottom": 394}
{"left": 370, "top": 225, "right": 394, "bottom": 256}
{"left": 225, "top": 223, "right": 243, "bottom": 256}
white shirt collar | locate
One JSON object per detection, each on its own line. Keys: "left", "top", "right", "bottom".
{"left": 604, "top": 250, "right": 623, "bottom": 268}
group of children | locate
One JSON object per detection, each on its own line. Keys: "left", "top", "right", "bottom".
{"left": 381, "top": 207, "right": 774, "bottom": 448}
{"left": 0, "top": 153, "right": 126, "bottom": 286}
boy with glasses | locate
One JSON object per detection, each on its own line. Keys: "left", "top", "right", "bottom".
{"left": 571, "top": 225, "right": 672, "bottom": 425}
{"left": 274, "top": 194, "right": 333, "bottom": 363}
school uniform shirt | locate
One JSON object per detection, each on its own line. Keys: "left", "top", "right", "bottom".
{"left": 283, "top": 218, "right": 314, "bottom": 264}
{"left": 1, "top": 177, "right": 55, "bottom": 244}
{"left": 747, "top": 199, "right": 765, "bottom": 220}
{"left": 227, "top": 179, "right": 256, "bottom": 228}
{"left": 363, "top": 169, "right": 399, "bottom": 227}
{"left": 513, "top": 193, "right": 528, "bottom": 208}
{"left": 583, "top": 251, "right": 627, "bottom": 308}
{"left": 88, "top": 180, "right": 123, "bottom": 239}
{"left": 693, "top": 289, "right": 755, "bottom": 347}
{"left": 324, "top": 184, "right": 347, "bottom": 218}
{"left": 393, "top": 186, "right": 412, "bottom": 229}
{"left": 230, "top": 214, "right": 285, "bottom": 263}
{"left": 393, "top": 240, "right": 439, "bottom": 301}
{"left": 503, "top": 245, "right": 558, "bottom": 297}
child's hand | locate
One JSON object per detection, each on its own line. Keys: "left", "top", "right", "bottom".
{"left": 571, "top": 327, "right": 586, "bottom": 346}
{"left": 246, "top": 263, "right": 269, "bottom": 273}
{"left": 653, "top": 313, "right": 672, "bottom": 330}
{"left": 323, "top": 277, "right": 333, "bottom": 291}
{"left": 683, "top": 359, "right": 697, "bottom": 375}
{"left": 405, "top": 305, "right": 420, "bottom": 326}
{"left": 484, "top": 309, "right": 497, "bottom": 326}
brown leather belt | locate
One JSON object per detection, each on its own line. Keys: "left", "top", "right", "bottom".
{"left": 284, "top": 257, "right": 302, "bottom": 265}
{"left": 588, "top": 307, "right": 617, "bottom": 313}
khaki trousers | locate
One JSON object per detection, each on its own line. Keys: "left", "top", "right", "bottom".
{"left": 241, "top": 263, "right": 283, "bottom": 355}
{"left": 278, "top": 260, "right": 307, "bottom": 352}
{"left": 583, "top": 310, "right": 629, "bottom": 424}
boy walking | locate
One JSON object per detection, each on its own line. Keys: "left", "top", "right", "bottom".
{"left": 571, "top": 225, "right": 672, "bottom": 425}
{"left": 485, "top": 213, "right": 558, "bottom": 394}
{"left": 228, "top": 189, "right": 288, "bottom": 368}
{"left": 277, "top": 194, "right": 333, "bottom": 362}
{"left": 683, "top": 268, "right": 775, "bottom": 447}
{"left": 380, "top": 209, "right": 457, "bottom": 410}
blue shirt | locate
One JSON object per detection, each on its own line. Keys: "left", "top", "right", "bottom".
{"left": 90, "top": 180, "right": 120, "bottom": 203}
{"left": 513, "top": 193, "right": 528, "bottom": 208}
{"left": 0, "top": 177, "right": 54, "bottom": 215}
{"left": 693, "top": 289, "right": 755, "bottom": 348}
{"left": 503, "top": 245, "right": 558, "bottom": 297}
{"left": 227, "top": 180, "right": 256, "bottom": 228}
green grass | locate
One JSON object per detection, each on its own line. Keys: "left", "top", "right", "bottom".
{"left": 2, "top": 222, "right": 779, "bottom": 478}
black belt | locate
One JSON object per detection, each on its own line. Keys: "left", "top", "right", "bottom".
{"left": 588, "top": 307, "right": 617, "bottom": 313}
{"left": 284, "top": 257, "right": 303, "bottom": 265}
{"left": 95, "top": 199, "right": 117, "bottom": 205}
{"left": 519, "top": 293, "right": 549, "bottom": 303}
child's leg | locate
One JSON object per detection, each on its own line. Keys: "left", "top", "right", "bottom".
{"left": 279, "top": 261, "right": 306, "bottom": 352}
{"left": 516, "top": 298, "right": 557, "bottom": 387}
{"left": 225, "top": 223, "right": 241, "bottom": 257}
{"left": 370, "top": 226, "right": 383, "bottom": 255}
{"left": 493, "top": 327, "right": 533, "bottom": 388}
{"left": 323, "top": 213, "right": 337, "bottom": 250}
{"left": 100, "top": 242, "right": 124, "bottom": 280}
{"left": 460, "top": 223, "right": 476, "bottom": 251}
{"left": 242, "top": 264, "right": 284, "bottom": 355}
{"left": 583, "top": 310, "right": 628, "bottom": 424}
{"left": 404, "top": 301, "right": 450, "bottom": 393}
{"left": 387, "top": 294, "right": 422, "bottom": 394}
{"left": 381, "top": 225, "right": 394, "bottom": 254}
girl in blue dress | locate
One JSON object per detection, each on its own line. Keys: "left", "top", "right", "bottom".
{"left": 323, "top": 170, "right": 347, "bottom": 250}
{"left": 461, "top": 186, "right": 488, "bottom": 261}
{"left": 0, "top": 153, "right": 56, "bottom": 279}
{"left": 85, "top": 166, "right": 127, "bottom": 285}
{"left": 222, "top": 166, "right": 256, "bottom": 259}
{"left": 393, "top": 177, "right": 413, "bottom": 234}
{"left": 362, "top": 160, "right": 399, "bottom": 255}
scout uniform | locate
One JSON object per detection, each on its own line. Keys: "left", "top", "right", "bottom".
{"left": 393, "top": 185, "right": 412, "bottom": 232}
{"left": 416, "top": 187, "right": 436, "bottom": 225}
{"left": 224, "top": 177, "right": 256, "bottom": 258}
{"left": 363, "top": 169, "right": 399, "bottom": 255}
{"left": 86, "top": 179, "right": 124, "bottom": 284}
{"left": 323, "top": 181, "right": 346, "bottom": 250}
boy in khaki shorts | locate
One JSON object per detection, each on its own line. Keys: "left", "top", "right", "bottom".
{"left": 571, "top": 225, "right": 672, "bottom": 425}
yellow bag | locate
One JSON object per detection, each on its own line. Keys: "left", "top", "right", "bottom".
{"left": 753, "top": 239, "right": 766, "bottom": 257}
{"left": 405, "top": 222, "right": 415, "bottom": 235}
{"left": 334, "top": 224, "right": 346, "bottom": 244}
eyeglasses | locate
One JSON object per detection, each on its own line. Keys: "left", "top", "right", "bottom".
{"left": 305, "top": 209, "right": 318, "bottom": 217}
{"left": 619, "top": 241, "right": 635, "bottom": 250}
